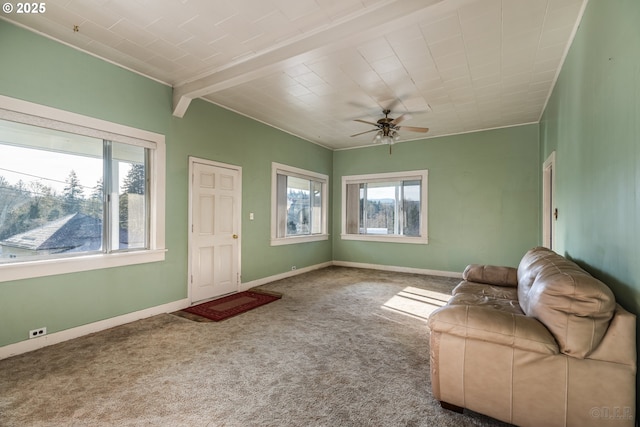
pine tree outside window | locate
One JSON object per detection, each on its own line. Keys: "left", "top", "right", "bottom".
{"left": 0, "top": 95, "right": 165, "bottom": 282}
{"left": 0, "top": 119, "right": 149, "bottom": 261}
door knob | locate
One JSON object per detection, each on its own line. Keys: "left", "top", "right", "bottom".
{"left": 232, "top": 234, "right": 238, "bottom": 239}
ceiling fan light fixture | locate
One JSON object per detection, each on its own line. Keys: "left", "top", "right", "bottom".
{"left": 352, "top": 108, "right": 429, "bottom": 147}
{"left": 374, "top": 131, "right": 383, "bottom": 143}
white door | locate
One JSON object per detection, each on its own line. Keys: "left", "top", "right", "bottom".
{"left": 189, "top": 159, "right": 241, "bottom": 303}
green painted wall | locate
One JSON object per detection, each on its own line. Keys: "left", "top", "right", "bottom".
{"left": 0, "top": 21, "right": 332, "bottom": 348}
{"left": 0, "top": 19, "right": 541, "bottom": 351}
{"left": 539, "top": 0, "right": 639, "bottom": 410}
{"left": 170, "top": 100, "right": 333, "bottom": 282}
{"left": 539, "top": 0, "right": 639, "bottom": 316}
{"left": 332, "top": 125, "right": 541, "bottom": 272}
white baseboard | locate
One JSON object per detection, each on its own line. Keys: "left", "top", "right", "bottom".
{"left": 240, "top": 261, "right": 333, "bottom": 290}
{"left": 0, "top": 298, "right": 190, "bottom": 361}
{"left": 1, "top": 262, "right": 459, "bottom": 360}
{"left": 331, "top": 261, "right": 463, "bottom": 278}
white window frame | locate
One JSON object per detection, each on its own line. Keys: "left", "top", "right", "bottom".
{"left": 0, "top": 95, "right": 166, "bottom": 283}
{"left": 341, "top": 170, "right": 428, "bottom": 244}
{"left": 270, "top": 162, "right": 329, "bottom": 246}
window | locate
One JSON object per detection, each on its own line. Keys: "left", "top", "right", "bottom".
{"left": 341, "top": 170, "right": 428, "bottom": 244}
{"left": 271, "top": 163, "right": 328, "bottom": 245}
{"left": 0, "top": 95, "right": 165, "bottom": 282}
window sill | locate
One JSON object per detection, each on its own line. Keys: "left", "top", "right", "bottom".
{"left": 0, "top": 249, "right": 167, "bottom": 283}
{"left": 270, "top": 234, "right": 329, "bottom": 246}
{"left": 340, "top": 234, "right": 428, "bottom": 245}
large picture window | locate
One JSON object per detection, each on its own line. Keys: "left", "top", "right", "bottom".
{"left": 271, "top": 163, "right": 328, "bottom": 245}
{"left": 341, "top": 170, "right": 428, "bottom": 244}
{"left": 0, "top": 95, "right": 165, "bottom": 282}
{"left": 0, "top": 121, "right": 148, "bottom": 261}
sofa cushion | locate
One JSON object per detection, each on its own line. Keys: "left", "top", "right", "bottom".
{"left": 463, "top": 264, "right": 518, "bottom": 287}
{"left": 517, "top": 247, "right": 616, "bottom": 358}
{"left": 428, "top": 304, "right": 558, "bottom": 355}
{"left": 453, "top": 281, "right": 519, "bottom": 301}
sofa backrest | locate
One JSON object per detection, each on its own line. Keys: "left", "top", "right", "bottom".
{"left": 517, "top": 247, "right": 616, "bottom": 358}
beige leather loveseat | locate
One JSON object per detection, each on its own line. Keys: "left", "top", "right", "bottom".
{"left": 428, "top": 247, "right": 636, "bottom": 427}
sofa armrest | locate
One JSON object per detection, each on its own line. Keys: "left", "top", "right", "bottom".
{"left": 428, "top": 304, "right": 558, "bottom": 355}
{"left": 587, "top": 304, "right": 637, "bottom": 367}
{"left": 463, "top": 264, "right": 518, "bottom": 287}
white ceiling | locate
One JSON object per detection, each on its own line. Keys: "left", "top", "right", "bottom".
{"left": 2, "top": 0, "right": 586, "bottom": 150}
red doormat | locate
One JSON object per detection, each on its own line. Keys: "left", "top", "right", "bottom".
{"left": 181, "top": 290, "right": 281, "bottom": 322}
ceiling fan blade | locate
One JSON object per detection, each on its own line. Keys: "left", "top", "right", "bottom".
{"left": 399, "top": 126, "right": 429, "bottom": 133}
{"left": 350, "top": 129, "right": 378, "bottom": 137}
{"left": 354, "top": 119, "right": 379, "bottom": 126}
{"left": 391, "top": 114, "right": 411, "bottom": 125}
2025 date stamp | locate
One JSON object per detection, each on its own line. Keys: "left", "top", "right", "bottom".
{"left": 2, "top": 2, "right": 47, "bottom": 14}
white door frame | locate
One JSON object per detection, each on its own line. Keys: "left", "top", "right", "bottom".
{"left": 542, "top": 151, "right": 556, "bottom": 250}
{"left": 187, "top": 156, "right": 242, "bottom": 304}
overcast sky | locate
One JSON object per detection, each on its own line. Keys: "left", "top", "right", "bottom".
{"left": 0, "top": 144, "right": 103, "bottom": 195}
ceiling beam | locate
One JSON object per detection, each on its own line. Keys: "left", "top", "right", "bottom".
{"left": 171, "top": 0, "right": 458, "bottom": 117}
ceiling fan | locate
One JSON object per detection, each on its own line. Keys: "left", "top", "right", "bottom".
{"left": 350, "top": 109, "right": 429, "bottom": 149}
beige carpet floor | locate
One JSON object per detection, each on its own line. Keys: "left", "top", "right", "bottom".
{"left": 0, "top": 267, "right": 512, "bottom": 427}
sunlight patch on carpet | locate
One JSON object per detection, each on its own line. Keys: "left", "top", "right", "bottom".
{"left": 382, "top": 286, "right": 451, "bottom": 321}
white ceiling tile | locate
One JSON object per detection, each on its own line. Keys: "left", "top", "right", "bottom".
{"left": 103, "top": 0, "right": 162, "bottom": 27}
{"left": 308, "top": 83, "right": 337, "bottom": 96}
{"left": 470, "top": 62, "right": 500, "bottom": 80}
{"left": 420, "top": 13, "right": 461, "bottom": 44}
{"left": 4, "top": 0, "right": 587, "bottom": 149}
{"left": 285, "top": 64, "right": 313, "bottom": 78}
{"left": 273, "top": 0, "right": 320, "bottom": 21}
{"left": 457, "top": 0, "right": 501, "bottom": 23}
{"left": 151, "top": 0, "right": 200, "bottom": 27}
{"left": 536, "top": 43, "right": 567, "bottom": 63}
{"left": 533, "top": 58, "right": 561, "bottom": 74}
{"left": 472, "top": 74, "right": 502, "bottom": 89}
{"left": 428, "top": 35, "right": 466, "bottom": 59}
{"left": 110, "top": 18, "right": 158, "bottom": 46}
{"left": 114, "top": 39, "right": 156, "bottom": 62}
{"left": 440, "top": 66, "right": 470, "bottom": 83}
{"left": 179, "top": 15, "right": 228, "bottom": 44}
{"left": 463, "top": 31, "right": 501, "bottom": 53}
{"left": 294, "top": 72, "right": 327, "bottom": 88}
{"left": 146, "top": 18, "right": 195, "bottom": 46}
{"left": 185, "top": 0, "right": 237, "bottom": 25}
{"left": 459, "top": 13, "right": 500, "bottom": 38}
{"left": 67, "top": 0, "right": 121, "bottom": 28}
{"left": 545, "top": 3, "right": 583, "bottom": 29}
{"left": 315, "top": 0, "right": 364, "bottom": 22}
{"left": 216, "top": 15, "right": 265, "bottom": 45}
{"left": 433, "top": 52, "right": 467, "bottom": 71}
{"left": 539, "top": 26, "right": 574, "bottom": 48}
{"left": 76, "top": 20, "right": 123, "bottom": 47}
{"left": 253, "top": 11, "right": 301, "bottom": 44}
{"left": 357, "top": 39, "right": 395, "bottom": 63}
{"left": 147, "top": 55, "right": 185, "bottom": 74}
{"left": 371, "top": 56, "right": 404, "bottom": 75}
{"left": 40, "top": 3, "right": 87, "bottom": 29}
{"left": 177, "top": 37, "right": 220, "bottom": 60}
{"left": 386, "top": 25, "right": 426, "bottom": 46}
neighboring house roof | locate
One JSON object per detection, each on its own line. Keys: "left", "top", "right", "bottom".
{"left": 0, "top": 213, "right": 102, "bottom": 252}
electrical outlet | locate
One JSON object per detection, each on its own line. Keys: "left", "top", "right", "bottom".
{"left": 291, "top": 266, "right": 297, "bottom": 271}
{"left": 29, "top": 327, "right": 47, "bottom": 339}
